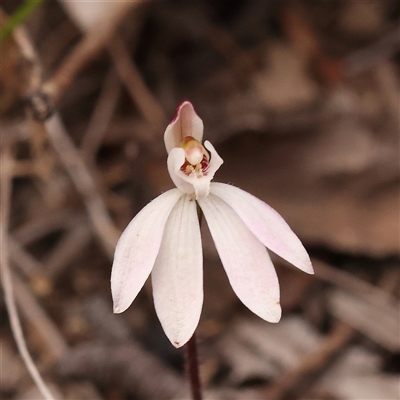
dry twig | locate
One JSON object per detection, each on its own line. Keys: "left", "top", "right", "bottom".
{"left": 12, "top": 209, "right": 77, "bottom": 245}
{"left": 344, "top": 24, "right": 400, "bottom": 75}
{"left": 0, "top": 146, "right": 57, "bottom": 400}
{"left": 58, "top": 296, "right": 188, "bottom": 399}
{"left": 80, "top": 68, "right": 121, "bottom": 160}
{"left": 107, "top": 34, "right": 168, "bottom": 134}
{"left": 9, "top": 236, "right": 43, "bottom": 278}
{"left": 43, "top": 223, "right": 92, "bottom": 279}
{"left": 313, "top": 259, "right": 396, "bottom": 305}
{"left": 327, "top": 289, "right": 400, "bottom": 352}
{"left": 264, "top": 321, "right": 355, "bottom": 400}
{"left": 12, "top": 273, "right": 68, "bottom": 361}
{"left": 43, "top": 1, "right": 145, "bottom": 104}
{"left": 40, "top": 115, "right": 120, "bottom": 257}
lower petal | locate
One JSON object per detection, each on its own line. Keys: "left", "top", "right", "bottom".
{"left": 111, "top": 189, "right": 182, "bottom": 313}
{"left": 152, "top": 195, "right": 203, "bottom": 348}
{"left": 210, "top": 183, "right": 313, "bottom": 274}
{"left": 198, "top": 194, "right": 281, "bottom": 323}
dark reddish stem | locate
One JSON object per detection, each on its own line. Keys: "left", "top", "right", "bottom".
{"left": 183, "top": 205, "right": 204, "bottom": 400}
{"left": 184, "top": 332, "right": 202, "bottom": 400}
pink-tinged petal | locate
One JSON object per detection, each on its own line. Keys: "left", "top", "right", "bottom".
{"left": 210, "top": 183, "right": 313, "bottom": 274}
{"left": 152, "top": 195, "right": 203, "bottom": 348}
{"left": 164, "top": 101, "right": 204, "bottom": 153}
{"left": 198, "top": 194, "right": 281, "bottom": 323}
{"left": 167, "top": 141, "right": 224, "bottom": 199}
{"left": 111, "top": 189, "right": 183, "bottom": 314}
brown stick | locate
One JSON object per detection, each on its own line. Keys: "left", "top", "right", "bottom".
{"left": 0, "top": 146, "right": 58, "bottom": 400}
{"left": 58, "top": 296, "right": 188, "bottom": 399}
{"left": 264, "top": 321, "right": 355, "bottom": 400}
{"left": 13, "top": 274, "right": 69, "bottom": 360}
{"left": 44, "top": 1, "right": 145, "bottom": 103}
{"left": 107, "top": 35, "right": 168, "bottom": 133}
{"left": 313, "top": 259, "right": 395, "bottom": 305}
{"left": 80, "top": 68, "right": 121, "bottom": 160}
{"left": 41, "top": 115, "right": 120, "bottom": 257}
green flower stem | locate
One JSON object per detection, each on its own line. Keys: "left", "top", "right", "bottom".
{"left": 0, "top": 0, "right": 43, "bottom": 42}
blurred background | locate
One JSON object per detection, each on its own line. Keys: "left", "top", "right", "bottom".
{"left": 1, "top": 0, "right": 399, "bottom": 399}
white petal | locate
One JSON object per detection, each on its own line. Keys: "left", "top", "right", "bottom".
{"left": 198, "top": 194, "right": 281, "bottom": 322}
{"left": 152, "top": 195, "right": 203, "bottom": 348}
{"left": 111, "top": 189, "right": 183, "bottom": 313}
{"left": 164, "top": 101, "right": 204, "bottom": 153}
{"left": 167, "top": 148, "right": 196, "bottom": 195}
{"left": 204, "top": 140, "right": 224, "bottom": 176}
{"left": 167, "top": 141, "right": 224, "bottom": 199}
{"left": 210, "top": 183, "right": 313, "bottom": 274}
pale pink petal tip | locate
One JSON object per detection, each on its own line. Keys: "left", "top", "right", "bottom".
{"left": 210, "top": 183, "right": 314, "bottom": 275}
{"left": 164, "top": 101, "right": 204, "bottom": 153}
{"left": 269, "top": 302, "right": 282, "bottom": 323}
{"left": 170, "top": 100, "right": 192, "bottom": 123}
{"left": 113, "top": 305, "right": 121, "bottom": 314}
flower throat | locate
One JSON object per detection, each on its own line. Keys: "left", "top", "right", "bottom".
{"left": 180, "top": 136, "right": 210, "bottom": 178}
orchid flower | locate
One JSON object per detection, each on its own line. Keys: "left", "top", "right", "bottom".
{"left": 111, "top": 101, "right": 313, "bottom": 348}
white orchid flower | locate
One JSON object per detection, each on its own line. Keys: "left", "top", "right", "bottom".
{"left": 111, "top": 101, "right": 313, "bottom": 348}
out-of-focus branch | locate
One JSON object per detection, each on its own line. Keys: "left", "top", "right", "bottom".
{"left": 43, "top": 1, "right": 144, "bottom": 104}
{"left": 0, "top": 146, "right": 58, "bottom": 400}
{"left": 58, "top": 296, "right": 188, "bottom": 399}
{"left": 80, "top": 68, "right": 121, "bottom": 160}
{"left": 313, "top": 259, "right": 396, "bottom": 305}
{"left": 344, "top": 24, "right": 400, "bottom": 75}
{"left": 39, "top": 116, "right": 120, "bottom": 257}
{"left": 264, "top": 321, "right": 355, "bottom": 400}
{"left": 13, "top": 273, "right": 69, "bottom": 360}
{"left": 107, "top": 35, "right": 168, "bottom": 134}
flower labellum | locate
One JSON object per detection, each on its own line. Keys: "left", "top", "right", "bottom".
{"left": 111, "top": 101, "right": 314, "bottom": 348}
